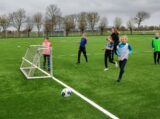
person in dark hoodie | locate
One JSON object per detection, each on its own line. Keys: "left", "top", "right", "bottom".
{"left": 77, "top": 33, "right": 88, "bottom": 64}
{"left": 103, "top": 36, "right": 118, "bottom": 71}
{"left": 111, "top": 27, "right": 120, "bottom": 60}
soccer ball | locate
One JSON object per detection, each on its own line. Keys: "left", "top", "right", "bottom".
{"left": 61, "top": 88, "right": 72, "bottom": 97}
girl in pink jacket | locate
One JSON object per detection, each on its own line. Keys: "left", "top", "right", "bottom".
{"left": 42, "top": 37, "right": 52, "bottom": 71}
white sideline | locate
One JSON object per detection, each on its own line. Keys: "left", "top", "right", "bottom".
{"left": 21, "top": 58, "right": 119, "bottom": 119}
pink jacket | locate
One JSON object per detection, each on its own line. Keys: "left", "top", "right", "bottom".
{"left": 42, "top": 39, "right": 52, "bottom": 55}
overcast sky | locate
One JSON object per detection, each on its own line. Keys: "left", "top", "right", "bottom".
{"left": 0, "top": 0, "right": 160, "bottom": 26}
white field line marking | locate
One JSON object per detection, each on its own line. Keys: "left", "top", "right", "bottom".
{"left": 20, "top": 57, "right": 119, "bottom": 119}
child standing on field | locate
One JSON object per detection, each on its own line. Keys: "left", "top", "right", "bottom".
{"left": 152, "top": 32, "right": 160, "bottom": 64}
{"left": 42, "top": 37, "right": 52, "bottom": 71}
{"left": 77, "top": 33, "right": 88, "bottom": 64}
{"left": 116, "top": 36, "right": 132, "bottom": 82}
{"left": 104, "top": 36, "right": 118, "bottom": 71}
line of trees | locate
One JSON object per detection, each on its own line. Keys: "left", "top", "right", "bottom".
{"left": 0, "top": 4, "right": 158, "bottom": 38}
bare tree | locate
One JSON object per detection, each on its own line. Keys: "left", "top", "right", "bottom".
{"left": 33, "top": 12, "right": 43, "bottom": 36}
{"left": 114, "top": 17, "right": 122, "bottom": 30}
{"left": 127, "top": 18, "right": 135, "bottom": 35}
{"left": 9, "top": 8, "right": 26, "bottom": 35}
{"left": 99, "top": 17, "right": 108, "bottom": 35}
{"left": 70, "top": 14, "right": 78, "bottom": 30}
{"left": 134, "top": 11, "right": 150, "bottom": 30}
{"left": 86, "top": 12, "right": 99, "bottom": 32}
{"left": 44, "top": 19, "right": 52, "bottom": 36}
{"left": 0, "top": 15, "right": 10, "bottom": 33}
{"left": 45, "top": 4, "right": 61, "bottom": 35}
{"left": 56, "top": 15, "right": 63, "bottom": 31}
{"left": 78, "top": 12, "right": 87, "bottom": 34}
{"left": 25, "top": 17, "right": 33, "bottom": 37}
{"left": 63, "top": 15, "right": 75, "bottom": 36}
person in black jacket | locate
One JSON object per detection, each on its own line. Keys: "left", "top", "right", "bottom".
{"left": 103, "top": 36, "right": 118, "bottom": 71}
{"left": 111, "top": 27, "right": 120, "bottom": 60}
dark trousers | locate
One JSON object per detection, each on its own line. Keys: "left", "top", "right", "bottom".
{"left": 111, "top": 43, "right": 119, "bottom": 60}
{"left": 43, "top": 55, "right": 50, "bottom": 71}
{"left": 104, "top": 50, "right": 115, "bottom": 68}
{"left": 77, "top": 46, "right": 88, "bottom": 63}
{"left": 153, "top": 52, "right": 160, "bottom": 64}
{"left": 118, "top": 59, "right": 127, "bottom": 80}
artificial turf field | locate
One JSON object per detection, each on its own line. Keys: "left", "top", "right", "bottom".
{"left": 0, "top": 35, "right": 160, "bottom": 119}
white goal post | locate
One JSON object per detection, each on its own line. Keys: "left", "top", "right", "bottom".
{"left": 20, "top": 45, "right": 53, "bottom": 79}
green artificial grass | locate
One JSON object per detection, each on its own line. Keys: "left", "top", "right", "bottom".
{"left": 0, "top": 35, "right": 160, "bottom": 119}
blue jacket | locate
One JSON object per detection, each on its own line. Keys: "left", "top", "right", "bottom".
{"left": 80, "top": 38, "right": 87, "bottom": 47}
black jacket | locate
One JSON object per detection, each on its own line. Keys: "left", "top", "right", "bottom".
{"left": 111, "top": 33, "right": 119, "bottom": 45}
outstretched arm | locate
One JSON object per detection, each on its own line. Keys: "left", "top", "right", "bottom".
{"left": 85, "top": 38, "right": 87, "bottom": 44}
{"left": 116, "top": 46, "right": 120, "bottom": 56}
{"left": 152, "top": 40, "right": 154, "bottom": 49}
{"left": 128, "top": 44, "right": 132, "bottom": 55}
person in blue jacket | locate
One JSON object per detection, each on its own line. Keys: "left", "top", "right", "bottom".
{"left": 77, "top": 33, "right": 88, "bottom": 64}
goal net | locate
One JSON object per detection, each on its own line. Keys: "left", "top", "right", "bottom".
{"left": 20, "top": 45, "right": 53, "bottom": 79}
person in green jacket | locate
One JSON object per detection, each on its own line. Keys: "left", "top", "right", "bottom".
{"left": 152, "top": 33, "right": 160, "bottom": 64}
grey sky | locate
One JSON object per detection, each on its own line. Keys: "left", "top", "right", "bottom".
{"left": 0, "top": 0, "right": 160, "bottom": 26}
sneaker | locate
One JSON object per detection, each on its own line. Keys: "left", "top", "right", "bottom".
{"left": 115, "top": 61, "right": 118, "bottom": 68}
{"left": 104, "top": 68, "right": 109, "bottom": 71}
{"left": 117, "top": 78, "right": 121, "bottom": 82}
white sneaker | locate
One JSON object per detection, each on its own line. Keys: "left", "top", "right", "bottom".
{"left": 115, "top": 61, "right": 118, "bottom": 68}
{"left": 104, "top": 68, "right": 109, "bottom": 71}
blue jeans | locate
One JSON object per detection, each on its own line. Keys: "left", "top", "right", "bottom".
{"left": 43, "top": 55, "right": 50, "bottom": 71}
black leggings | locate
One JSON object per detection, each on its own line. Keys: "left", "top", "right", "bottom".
{"left": 154, "top": 52, "right": 160, "bottom": 64}
{"left": 77, "top": 46, "right": 88, "bottom": 63}
{"left": 43, "top": 55, "right": 50, "bottom": 70}
{"left": 118, "top": 59, "right": 127, "bottom": 80}
{"left": 111, "top": 43, "right": 119, "bottom": 60}
{"left": 104, "top": 50, "right": 115, "bottom": 68}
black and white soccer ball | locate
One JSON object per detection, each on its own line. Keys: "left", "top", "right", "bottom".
{"left": 61, "top": 88, "right": 72, "bottom": 97}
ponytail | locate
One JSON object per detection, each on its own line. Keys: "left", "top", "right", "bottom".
{"left": 112, "top": 27, "right": 119, "bottom": 35}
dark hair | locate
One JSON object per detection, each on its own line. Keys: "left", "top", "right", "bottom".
{"left": 45, "top": 36, "right": 49, "bottom": 39}
{"left": 112, "top": 27, "right": 119, "bottom": 34}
